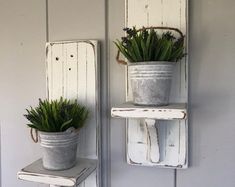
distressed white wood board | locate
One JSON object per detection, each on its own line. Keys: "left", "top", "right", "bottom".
{"left": 17, "top": 158, "right": 97, "bottom": 186}
{"left": 111, "top": 103, "right": 187, "bottom": 119}
{"left": 125, "top": 0, "right": 188, "bottom": 168}
{"left": 46, "top": 40, "right": 100, "bottom": 186}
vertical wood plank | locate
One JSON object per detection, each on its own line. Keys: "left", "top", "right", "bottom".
{"left": 180, "top": 0, "right": 188, "bottom": 102}
{"left": 46, "top": 43, "right": 53, "bottom": 99}
{"left": 47, "top": 41, "right": 99, "bottom": 187}
{"left": 126, "top": 0, "right": 149, "bottom": 27}
{"left": 162, "top": 0, "right": 181, "bottom": 28}
{"left": 84, "top": 42, "right": 97, "bottom": 158}
{"left": 63, "top": 42, "right": 78, "bottom": 99}
{"left": 77, "top": 43, "right": 88, "bottom": 106}
{"left": 49, "top": 43, "right": 64, "bottom": 100}
{"left": 126, "top": 0, "right": 188, "bottom": 168}
{"left": 158, "top": 121, "right": 167, "bottom": 162}
{"left": 178, "top": 121, "right": 187, "bottom": 166}
{"left": 78, "top": 42, "right": 98, "bottom": 187}
{"left": 77, "top": 42, "right": 89, "bottom": 160}
{"left": 148, "top": 0, "right": 163, "bottom": 26}
{"left": 164, "top": 121, "right": 180, "bottom": 166}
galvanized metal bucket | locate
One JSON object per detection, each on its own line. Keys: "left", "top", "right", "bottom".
{"left": 128, "top": 61, "right": 175, "bottom": 106}
{"left": 39, "top": 128, "right": 79, "bottom": 170}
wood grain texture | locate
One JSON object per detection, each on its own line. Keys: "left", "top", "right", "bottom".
{"left": 46, "top": 40, "right": 100, "bottom": 186}
{"left": 125, "top": 0, "right": 188, "bottom": 168}
{"left": 17, "top": 158, "right": 97, "bottom": 186}
{"left": 111, "top": 103, "right": 187, "bottom": 119}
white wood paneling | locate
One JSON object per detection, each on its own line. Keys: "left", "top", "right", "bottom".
{"left": 125, "top": 0, "right": 188, "bottom": 168}
{"left": 46, "top": 40, "right": 100, "bottom": 187}
{"left": 64, "top": 43, "right": 78, "bottom": 99}
{"left": 47, "top": 43, "right": 64, "bottom": 99}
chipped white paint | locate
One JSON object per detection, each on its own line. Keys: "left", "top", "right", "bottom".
{"left": 111, "top": 103, "right": 187, "bottom": 119}
{"left": 127, "top": 119, "right": 148, "bottom": 164}
{"left": 46, "top": 40, "right": 100, "bottom": 186}
{"left": 17, "top": 158, "right": 97, "bottom": 187}
{"left": 146, "top": 119, "right": 160, "bottom": 163}
{"left": 124, "top": 0, "right": 188, "bottom": 168}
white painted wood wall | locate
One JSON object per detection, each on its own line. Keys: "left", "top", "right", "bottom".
{"left": 125, "top": 0, "right": 188, "bottom": 168}
{"left": 46, "top": 40, "right": 100, "bottom": 187}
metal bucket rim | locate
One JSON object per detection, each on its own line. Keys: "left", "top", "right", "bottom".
{"left": 38, "top": 127, "right": 78, "bottom": 136}
{"left": 127, "top": 61, "right": 176, "bottom": 66}
{"left": 39, "top": 130, "right": 79, "bottom": 147}
{"left": 39, "top": 128, "right": 79, "bottom": 145}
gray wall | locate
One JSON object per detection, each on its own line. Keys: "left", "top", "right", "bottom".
{"left": 178, "top": 0, "right": 235, "bottom": 186}
{"left": 0, "top": 0, "right": 235, "bottom": 187}
{"left": 0, "top": 1, "right": 46, "bottom": 186}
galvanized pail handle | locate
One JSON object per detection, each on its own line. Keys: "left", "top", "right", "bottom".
{"left": 30, "top": 128, "right": 38, "bottom": 143}
{"left": 116, "top": 26, "right": 184, "bottom": 65}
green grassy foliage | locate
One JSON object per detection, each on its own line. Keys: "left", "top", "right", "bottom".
{"left": 114, "top": 27, "right": 185, "bottom": 63}
{"left": 24, "top": 97, "right": 88, "bottom": 132}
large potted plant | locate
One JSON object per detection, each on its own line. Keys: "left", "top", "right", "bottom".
{"left": 114, "top": 26, "right": 185, "bottom": 106}
{"left": 24, "top": 97, "right": 88, "bottom": 170}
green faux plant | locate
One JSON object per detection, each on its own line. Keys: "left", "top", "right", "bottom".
{"left": 24, "top": 97, "right": 88, "bottom": 132}
{"left": 114, "top": 26, "right": 185, "bottom": 63}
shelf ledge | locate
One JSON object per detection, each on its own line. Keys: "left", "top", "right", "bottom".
{"left": 17, "top": 158, "right": 97, "bottom": 186}
{"left": 111, "top": 102, "right": 187, "bottom": 120}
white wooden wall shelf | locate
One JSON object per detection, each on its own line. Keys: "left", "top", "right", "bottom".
{"left": 18, "top": 40, "right": 100, "bottom": 187}
{"left": 111, "top": 103, "right": 187, "bottom": 120}
{"left": 111, "top": 0, "right": 188, "bottom": 169}
{"left": 17, "top": 158, "right": 97, "bottom": 187}
{"left": 111, "top": 102, "right": 188, "bottom": 168}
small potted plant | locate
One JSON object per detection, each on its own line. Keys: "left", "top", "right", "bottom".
{"left": 24, "top": 97, "right": 88, "bottom": 170}
{"left": 114, "top": 26, "right": 185, "bottom": 106}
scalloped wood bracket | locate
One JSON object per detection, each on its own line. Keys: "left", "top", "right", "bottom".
{"left": 111, "top": 103, "right": 188, "bottom": 168}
